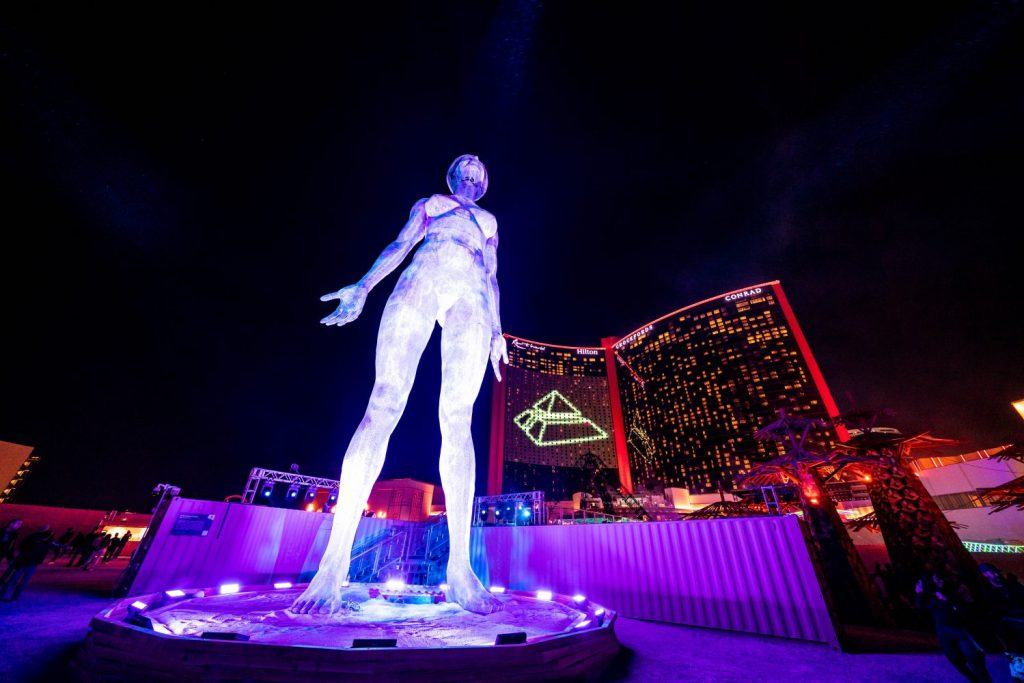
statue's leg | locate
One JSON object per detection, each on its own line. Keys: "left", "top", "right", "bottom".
{"left": 438, "top": 299, "right": 501, "bottom": 614}
{"left": 291, "top": 298, "right": 435, "bottom": 614}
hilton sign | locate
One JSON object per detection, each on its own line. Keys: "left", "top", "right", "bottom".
{"left": 724, "top": 287, "right": 763, "bottom": 302}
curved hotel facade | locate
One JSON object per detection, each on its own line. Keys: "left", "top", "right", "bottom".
{"left": 488, "top": 281, "right": 844, "bottom": 500}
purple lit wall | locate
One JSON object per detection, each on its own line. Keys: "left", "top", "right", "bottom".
{"left": 130, "top": 498, "right": 836, "bottom": 645}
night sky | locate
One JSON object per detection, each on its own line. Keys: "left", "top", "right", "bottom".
{"left": 2, "top": 5, "right": 1022, "bottom": 512}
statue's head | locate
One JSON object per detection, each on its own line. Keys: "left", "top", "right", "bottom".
{"left": 446, "top": 154, "right": 488, "bottom": 201}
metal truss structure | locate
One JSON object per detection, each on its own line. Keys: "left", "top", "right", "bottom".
{"left": 472, "top": 490, "right": 546, "bottom": 526}
{"left": 242, "top": 467, "right": 339, "bottom": 504}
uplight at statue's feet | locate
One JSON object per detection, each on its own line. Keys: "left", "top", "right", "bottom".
{"left": 446, "top": 565, "right": 502, "bottom": 615}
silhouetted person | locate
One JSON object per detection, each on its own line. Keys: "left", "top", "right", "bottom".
{"left": 65, "top": 532, "right": 87, "bottom": 567}
{"left": 917, "top": 573, "right": 991, "bottom": 683}
{"left": 0, "top": 519, "right": 23, "bottom": 570}
{"left": 104, "top": 532, "right": 130, "bottom": 561}
{"left": 0, "top": 525, "right": 53, "bottom": 601}
{"left": 49, "top": 527, "right": 75, "bottom": 563}
{"left": 81, "top": 533, "right": 109, "bottom": 571}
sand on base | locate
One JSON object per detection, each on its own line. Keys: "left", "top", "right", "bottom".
{"left": 148, "top": 589, "right": 585, "bottom": 648}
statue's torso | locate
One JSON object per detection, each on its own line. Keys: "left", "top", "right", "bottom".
{"left": 412, "top": 194, "right": 495, "bottom": 276}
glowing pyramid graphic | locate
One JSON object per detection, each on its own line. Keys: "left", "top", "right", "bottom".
{"left": 513, "top": 390, "right": 609, "bottom": 447}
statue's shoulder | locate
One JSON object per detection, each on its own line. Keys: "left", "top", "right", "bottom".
{"left": 424, "top": 194, "right": 460, "bottom": 216}
{"left": 472, "top": 207, "right": 497, "bottom": 239}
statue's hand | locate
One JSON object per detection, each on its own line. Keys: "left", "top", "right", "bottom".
{"left": 320, "top": 284, "right": 368, "bottom": 327}
{"left": 489, "top": 332, "right": 508, "bottom": 381}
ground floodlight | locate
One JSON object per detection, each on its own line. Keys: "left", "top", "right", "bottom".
{"left": 125, "top": 613, "right": 154, "bottom": 630}
{"left": 201, "top": 632, "right": 249, "bottom": 641}
{"left": 489, "top": 585, "right": 506, "bottom": 594}
{"left": 439, "top": 583, "right": 449, "bottom": 591}
{"left": 165, "top": 589, "right": 186, "bottom": 598}
{"left": 574, "top": 620, "right": 592, "bottom": 629}
{"left": 384, "top": 578, "right": 405, "bottom": 591}
{"left": 495, "top": 632, "right": 527, "bottom": 645}
{"left": 273, "top": 581, "right": 293, "bottom": 589}
{"left": 219, "top": 583, "right": 241, "bottom": 595}
{"left": 129, "top": 600, "right": 148, "bottom": 612}
{"left": 536, "top": 589, "right": 553, "bottom": 601}
{"left": 572, "top": 594, "right": 586, "bottom": 603}
{"left": 352, "top": 638, "right": 397, "bottom": 648}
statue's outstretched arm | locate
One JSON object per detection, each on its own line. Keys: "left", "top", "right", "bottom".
{"left": 320, "top": 199, "right": 428, "bottom": 326}
{"left": 484, "top": 233, "right": 508, "bottom": 380}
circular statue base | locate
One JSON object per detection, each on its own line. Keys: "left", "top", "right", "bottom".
{"left": 75, "top": 582, "right": 619, "bottom": 681}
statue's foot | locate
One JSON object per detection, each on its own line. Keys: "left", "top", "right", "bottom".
{"left": 290, "top": 572, "right": 351, "bottom": 615}
{"left": 446, "top": 565, "right": 502, "bottom": 615}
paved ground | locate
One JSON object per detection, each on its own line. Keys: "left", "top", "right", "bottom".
{"left": 0, "top": 562, "right": 1013, "bottom": 681}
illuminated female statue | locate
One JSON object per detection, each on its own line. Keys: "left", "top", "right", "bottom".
{"left": 291, "top": 155, "right": 506, "bottom": 615}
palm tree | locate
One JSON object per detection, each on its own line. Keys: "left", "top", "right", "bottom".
{"left": 739, "top": 410, "right": 887, "bottom": 627}
{"left": 980, "top": 443, "right": 1024, "bottom": 512}
{"left": 835, "top": 409, "right": 982, "bottom": 601}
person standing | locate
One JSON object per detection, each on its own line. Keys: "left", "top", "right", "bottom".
{"left": 916, "top": 573, "right": 992, "bottom": 683}
{"left": 49, "top": 527, "right": 75, "bottom": 563}
{"left": 0, "top": 525, "right": 53, "bottom": 601}
{"left": 0, "top": 519, "right": 23, "bottom": 570}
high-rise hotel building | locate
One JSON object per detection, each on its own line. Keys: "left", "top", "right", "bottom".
{"left": 488, "top": 282, "right": 844, "bottom": 499}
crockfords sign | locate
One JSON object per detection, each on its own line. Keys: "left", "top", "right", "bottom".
{"left": 724, "top": 287, "right": 763, "bottom": 302}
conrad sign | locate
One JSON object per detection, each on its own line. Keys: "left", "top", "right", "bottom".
{"left": 724, "top": 287, "right": 763, "bottom": 302}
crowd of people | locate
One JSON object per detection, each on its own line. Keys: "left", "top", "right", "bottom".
{"left": 869, "top": 559, "right": 1024, "bottom": 683}
{"left": 0, "top": 518, "right": 133, "bottom": 602}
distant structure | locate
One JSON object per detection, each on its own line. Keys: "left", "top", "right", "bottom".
{"left": 0, "top": 441, "right": 39, "bottom": 503}
{"left": 490, "top": 282, "right": 844, "bottom": 500}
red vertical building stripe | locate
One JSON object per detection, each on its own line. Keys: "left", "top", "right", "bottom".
{"left": 487, "top": 361, "right": 507, "bottom": 496}
{"left": 771, "top": 283, "right": 849, "bottom": 442}
{"left": 602, "top": 336, "right": 634, "bottom": 493}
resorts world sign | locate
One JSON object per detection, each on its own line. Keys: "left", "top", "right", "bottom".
{"left": 723, "top": 287, "right": 763, "bottom": 302}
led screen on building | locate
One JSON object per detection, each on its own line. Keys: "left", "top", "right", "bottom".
{"left": 497, "top": 339, "right": 617, "bottom": 501}
{"left": 489, "top": 282, "right": 843, "bottom": 500}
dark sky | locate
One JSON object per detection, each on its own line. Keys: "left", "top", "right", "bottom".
{"left": 2, "top": 4, "right": 1022, "bottom": 511}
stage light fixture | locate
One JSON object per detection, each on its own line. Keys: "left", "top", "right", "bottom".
{"left": 352, "top": 638, "right": 397, "bottom": 648}
{"left": 219, "top": 583, "right": 241, "bottom": 595}
{"left": 273, "top": 581, "right": 293, "bottom": 589}
{"left": 286, "top": 484, "right": 300, "bottom": 499}
{"left": 536, "top": 589, "right": 553, "bottom": 601}
{"left": 572, "top": 594, "right": 586, "bottom": 603}
{"left": 165, "top": 589, "right": 186, "bottom": 598}
{"left": 305, "top": 487, "right": 317, "bottom": 500}
{"left": 201, "top": 632, "right": 250, "bottom": 641}
{"left": 489, "top": 585, "right": 506, "bottom": 594}
{"left": 125, "top": 613, "right": 154, "bottom": 630}
{"left": 260, "top": 481, "right": 274, "bottom": 498}
{"left": 495, "top": 632, "right": 527, "bottom": 645}
{"left": 328, "top": 488, "right": 338, "bottom": 504}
